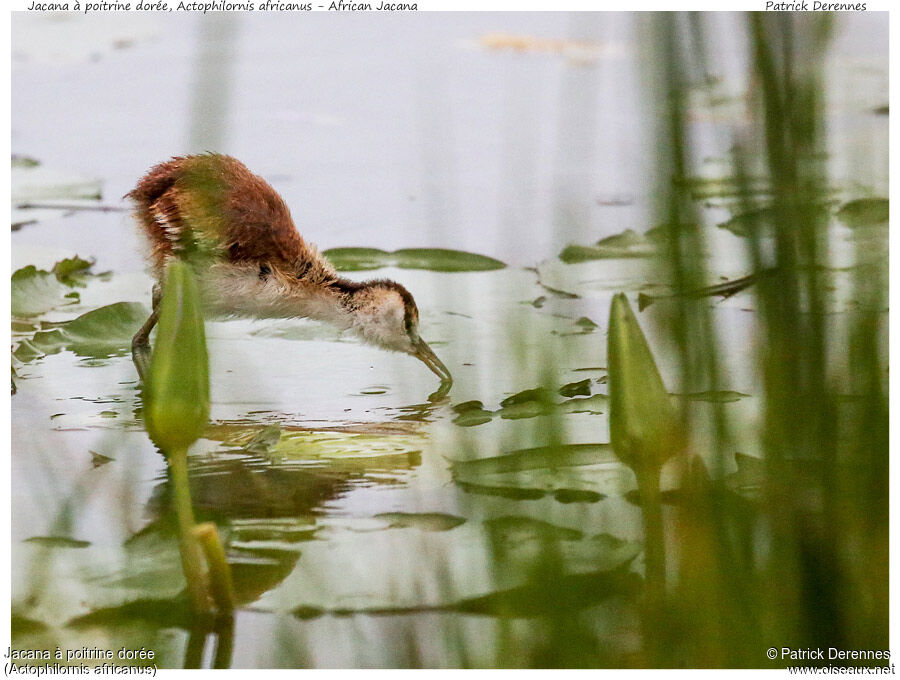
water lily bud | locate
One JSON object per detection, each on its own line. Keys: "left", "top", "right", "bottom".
{"left": 144, "top": 260, "right": 210, "bottom": 454}
{"left": 607, "top": 293, "right": 684, "bottom": 473}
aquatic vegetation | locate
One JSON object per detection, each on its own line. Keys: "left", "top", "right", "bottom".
{"left": 323, "top": 247, "right": 506, "bottom": 272}
{"left": 10, "top": 10, "right": 886, "bottom": 671}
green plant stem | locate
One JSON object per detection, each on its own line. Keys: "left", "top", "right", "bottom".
{"left": 193, "top": 522, "right": 236, "bottom": 615}
{"left": 636, "top": 464, "right": 666, "bottom": 599}
{"left": 169, "top": 447, "right": 209, "bottom": 617}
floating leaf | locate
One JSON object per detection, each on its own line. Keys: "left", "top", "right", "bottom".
{"left": 51, "top": 256, "right": 95, "bottom": 286}
{"left": 11, "top": 257, "right": 105, "bottom": 317}
{"left": 22, "top": 302, "right": 149, "bottom": 361}
{"left": 24, "top": 535, "right": 90, "bottom": 548}
{"left": 718, "top": 206, "right": 774, "bottom": 237}
{"left": 323, "top": 247, "right": 506, "bottom": 272}
{"left": 11, "top": 265, "right": 77, "bottom": 317}
{"left": 374, "top": 512, "right": 466, "bottom": 532}
{"left": 676, "top": 390, "right": 751, "bottom": 403}
{"left": 450, "top": 443, "right": 617, "bottom": 480}
{"left": 558, "top": 379, "right": 591, "bottom": 398}
{"left": 12, "top": 162, "right": 102, "bottom": 203}
{"left": 453, "top": 407, "right": 494, "bottom": 427}
{"left": 835, "top": 198, "right": 888, "bottom": 228}
{"left": 307, "top": 566, "right": 642, "bottom": 619}
{"left": 499, "top": 388, "right": 553, "bottom": 407}
{"left": 559, "top": 229, "right": 656, "bottom": 263}
{"left": 484, "top": 516, "right": 583, "bottom": 542}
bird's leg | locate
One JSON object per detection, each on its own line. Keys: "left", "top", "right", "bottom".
{"left": 132, "top": 284, "right": 162, "bottom": 381}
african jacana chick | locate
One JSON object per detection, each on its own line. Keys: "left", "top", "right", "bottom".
{"left": 127, "top": 154, "right": 452, "bottom": 397}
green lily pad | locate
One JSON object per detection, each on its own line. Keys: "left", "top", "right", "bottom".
{"left": 24, "top": 536, "right": 91, "bottom": 549}
{"left": 835, "top": 198, "right": 888, "bottom": 228}
{"left": 718, "top": 206, "right": 774, "bottom": 237}
{"left": 301, "top": 566, "right": 642, "bottom": 619}
{"left": 210, "top": 423, "right": 425, "bottom": 465}
{"left": 323, "top": 247, "right": 506, "bottom": 272}
{"left": 11, "top": 257, "right": 106, "bottom": 318}
{"left": 559, "top": 229, "right": 656, "bottom": 263}
{"left": 452, "top": 408, "right": 494, "bottom": 427}
{"left": 450, "top": 444, "right": 623, "bottom": 503}
{"left": 676, "top": 390, "right": 751, "bottom": 403}
{"left": 51, "top": 256, "right": 96, "bottom": 286}
{"left": 558, "top": 379, "right": 591, "bottom": 398}
{"left": 11, "top": 265, "right": 78, "bottom": 317}
{"left": 484, "top": 516, "right": 584, "bottom": 542}
{"left": 18, "top": 302, "right": 149, "bottom": 361}
{"left": 374, "top": 512, "right": 466, "bottom": 532}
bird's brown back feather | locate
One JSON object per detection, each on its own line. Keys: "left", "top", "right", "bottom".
{"left": 127, "top": 154, "right": 333, "bottom": 282}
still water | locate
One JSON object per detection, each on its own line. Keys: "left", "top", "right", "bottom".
{"left": 11, "top": 11, "right": 887, "bottom": 667}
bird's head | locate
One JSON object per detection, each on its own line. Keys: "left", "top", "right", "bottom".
{"left": 346, "top": 280, "right": 452, "bottom": 387}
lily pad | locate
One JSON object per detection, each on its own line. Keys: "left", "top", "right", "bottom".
{"left": 23, "top": 302, "right": 149, "bottom": 360}
{"left": 24, "top": 536, "right": 91, "bottom": 549}
{"left": 323, "top": 247, "right": 506, "bottom": 272}
{"left": 11, "top": 257, "right": 105, "bottom": 318}
{"left": 484, "top": 516, "right": 583, "bottom": 542}
{"left": 676, "top": 390, "right": 750, "bottom": 403}
{"left": 374, "top": 512, "right": 466, "bottom": 532}
{"left": 558, "top": 379, "right": 591, "bottom": 398}
{"left": 718, "top": 206, "right": 774, "bottom": 237}
{"left": 11, "top": 265, "right": 78, "bottom": 317}
{"left": 835, "top": 198, "right": 888, "bottom": 228}
{"left": 12, "top": 162, "right": 102, "bottom": 204}
{"left": 299, "top": 566, "right": 642, "bottom": 619}
{"left": 209, "top": 423, "right": 426, "bottom": 465}
{"left": 450, "top": 443, "right": 619, "bottom": 492}
{"left": 559, "top": 229, "right": 656, "bottom": 263}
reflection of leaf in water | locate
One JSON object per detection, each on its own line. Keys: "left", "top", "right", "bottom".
{"left": 559, "top": 229, "right": 656, "bottom": 263}
{"left": 558, "top": 394, "right": 607, "bottom": 414}
{"left": 323, "top": 247, "right": 506, "bottom": 272}
{"left": 835, "top": 198, "right": 888, "bottom": 228}
{"left": 374, "top": 512, "right": 466, "bottom": 532}
{"left": 21, "top": 302, "right": 148, "bottom": 361}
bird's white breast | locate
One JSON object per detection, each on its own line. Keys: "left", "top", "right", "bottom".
{"left": 196, "top": 264, "right": 354, "bottom": 330}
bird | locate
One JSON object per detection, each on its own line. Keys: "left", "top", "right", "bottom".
{"left": 126, "top": 153, "right": 452, "bottom": 399}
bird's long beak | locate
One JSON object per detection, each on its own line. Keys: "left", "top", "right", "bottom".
{"left": 413, "top": 337, "right": 452, "bottom": 385}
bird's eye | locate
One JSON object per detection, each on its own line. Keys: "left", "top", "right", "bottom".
{"left": 259, "top": 264, "right": 271, "bottom": 280}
